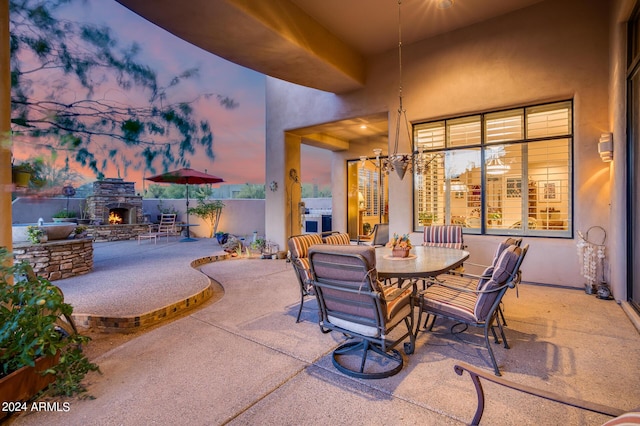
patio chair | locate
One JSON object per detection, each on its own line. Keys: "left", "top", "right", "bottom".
{"left": 308, "top": 244, "right": 416, "bottom": 379}
{"left": 443, "top": 237, "right": 523, "bottom": 325}
{"left": 356, "top": 223, "right": 389, "bottom": 247}
{"left": 423, "top": 225, "right": 464, "bottom": 249}
{"left": 322, "top": 232, "right": 352, "bottom": 245}
{"left": 137, "top": 213, "right": 178, "bottom": 244}
{"left": 454, "top": 362, "right": 630, "bottom": 425}
{"left": 287, "top": 233, "right": 324, "bottom": 322}
{"left": 417, "top": 243, "right": 528, "bottom": 376}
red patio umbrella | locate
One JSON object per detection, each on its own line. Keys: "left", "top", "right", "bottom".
{"left": 146, "top": 168, "right": 224, "bottom": 241}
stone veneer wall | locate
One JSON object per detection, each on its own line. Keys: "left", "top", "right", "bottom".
{"left": 87, "top": 224, "right": 151, "bottom": 242}
{"left": 13, "top": 239, "right": 93, "bottom": 281}
{"left": 86, "top": 178, "right": 143, "bottom": 224}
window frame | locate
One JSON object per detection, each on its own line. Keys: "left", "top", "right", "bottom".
{"left": 412, "top": 100, "right": 574, "bottom": 238}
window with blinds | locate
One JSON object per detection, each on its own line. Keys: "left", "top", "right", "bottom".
{"left": 413, "top": 100, "right": 572, "bottom": 237}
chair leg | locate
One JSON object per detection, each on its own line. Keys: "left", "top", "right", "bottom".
{"left": 403, "top": 316, "right": 415, "bottom": 354}
{"left": 295, "top": 296, "right": 304, "bottom": 323}
{"left": 498, "top": 304, "right": 507, "bottom": 327}
{"left": 332, "top": 339, "right": 404, "bottom": 379}
{"left": 494, "top": 315, "right": 509, "bottom": 349}
{"left": 483, "top": 322, "right": 502, "bottom": 376}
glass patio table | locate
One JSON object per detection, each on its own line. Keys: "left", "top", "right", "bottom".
{"left": 375, "top": 245, "right": 470, "bottom": 280}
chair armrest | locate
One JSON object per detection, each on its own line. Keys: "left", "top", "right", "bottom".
{"left": 443, "top": 271, "right": 492, "bottom": 280}
{"left": 425, "top": 278, "right": 511, "bottom": 294}
{"left": 453, "top": 362, "right": 626, "bottom": 425}
{"left": 381, "top": 279, "right": 416, "bottom": 301}
{"left": 356, "top": 234, "right": 372, "bottom": 245}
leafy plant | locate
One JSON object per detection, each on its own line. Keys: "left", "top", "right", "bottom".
{"left": 74, "top": 226, "right": 87, "bottom": 235}
{"left": 187, "top": 198, "right": 225, "bottom": 238}
{"left": 26, "top": 226, "right": 46, "bottom": 244}
{"left": 0, "top": 248, "right": 100, "bottom": 396}
{"left": 250, "top": 238, "right": 266, "bottom": 252}
{"left": 362, "top": 222, "right": 372, "bottom": 235}
{"left": 79, "top": 200, "right": 90, "bottom": 220}
{"left": 157, "top": 200, "right": 178, "bottom": 216}
{"left": 52, "top": 209, "right": 77, "bottom": 219}
{"left": 11, "top": 158, "right": 46, "bottom": 189}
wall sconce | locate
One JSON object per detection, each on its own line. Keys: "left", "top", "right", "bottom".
{"left": 598, "top": 133, "right": 613, "bottom": 162}
{"left": 269, "top": 181, "right": 278, "bottom": 192}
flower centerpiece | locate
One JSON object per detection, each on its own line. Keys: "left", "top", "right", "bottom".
{"left": 387, "top": 233, "right": 412, "bottom": 258}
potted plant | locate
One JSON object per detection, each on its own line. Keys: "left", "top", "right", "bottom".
{"left": 215, "top": 231, "right": 228, "bottom": 245}
{"left": 11, "top": 162, "right": 35, "bottom": 187}
{"left": 26, "top": 226, "right": 47, "bottom": 244}
{"left": 52, "top": 209, "right": 78, "bottom": 223}
{"left": 250, "top": 238, "right": 266, "bottom": 255}
{"left": 187, "top": 197, "right": 225, "bottom": 238}
{"left": 73, "top": 225, "right": 88, "bottom": 239}
{"left": 11, "top": 159, "right": 45, "bottom": 189}
{"left": 0, "top": 248, "right": 99, "bottom": 414}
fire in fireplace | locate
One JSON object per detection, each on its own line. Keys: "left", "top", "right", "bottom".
{"left": 108, "top": 208, "right": 130, "bottom": 224}
{"left": 109, "top": 211, "right": 123, "bottom": 224}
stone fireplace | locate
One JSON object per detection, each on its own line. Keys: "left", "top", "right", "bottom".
{"left": 86, "top": 178, "right": 143, "bottom": 225}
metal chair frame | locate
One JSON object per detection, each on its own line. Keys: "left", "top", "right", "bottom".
{"left": 417, "top": 244, "right": 528, "bottom": 376}
{"left": 309, "top": 246, "right": 415, "bottom": 379}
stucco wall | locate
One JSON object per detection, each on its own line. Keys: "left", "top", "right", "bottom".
{"left": 12, "top": 197, "right": 267, "bottom": 240}
{"left": 266, "top": 0, "right": 613, "bottom": 288}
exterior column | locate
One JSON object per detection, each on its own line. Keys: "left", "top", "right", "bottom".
{"left": 0, "top": 0, "right": 12, "bottom": 252}
{"left": 264, "top": 128, "right": 301, "bottom": 250}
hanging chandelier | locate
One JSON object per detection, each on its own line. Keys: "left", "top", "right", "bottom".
{"left": 362, "top": 0, "right": 439, "bottom": 180}
{"left": 486, "top": 157, "right": 511, "bottom": 175}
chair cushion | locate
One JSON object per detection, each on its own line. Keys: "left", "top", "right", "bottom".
{"left": 382, "top": 284, "right": 413, "bottom": 320}
{"left": 323, "top": 233, "right": 351, "bottom": 245}
{"left": 475, "top": 245, "right": 521, "bottom": 319}
{"left": 423, "top": 225, "right": 464, "bottom": 249}
{"left": 421, "top": 284, "right": 478, "bottom": 322}
{"left": 309, "top": 244, "right": 377, "bottom": 284}
{"left": 296, "top": 257, "right": 312, "bottom": 283}
{"left": 491, "top": 237, "right": 520, "bottom": 268}
{"left": 288, "top": 234, "right": 323, "bottom": 259}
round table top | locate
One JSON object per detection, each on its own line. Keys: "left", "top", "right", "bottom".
{"left": 376, "top": 245, "right": 469, "bottom": 279}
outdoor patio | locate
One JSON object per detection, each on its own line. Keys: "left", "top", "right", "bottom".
{"left": 9, "top": 239, "right": 640, "bottom": 425}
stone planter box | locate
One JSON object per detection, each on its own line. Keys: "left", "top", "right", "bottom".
{"left": 13, "top": 239, "right": 93, "bottom": 281}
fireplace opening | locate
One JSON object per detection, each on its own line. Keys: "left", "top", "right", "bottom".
{"left": 109, "top": 208, "right": 128, "bottom": 224}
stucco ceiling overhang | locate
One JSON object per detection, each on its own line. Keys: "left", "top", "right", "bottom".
{"left": 116, "top": 0, "right": 366, "bottom": 93}
{"left": 116, "top": 0, "right": 544, "bottom": 95}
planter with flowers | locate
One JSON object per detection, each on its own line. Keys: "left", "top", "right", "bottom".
{"left": 387, "top": 233, "right": 413, "bottom": 258}
{"left": 26, "top": 226, "right": 47, "bottom": 244}
{"left": 0, "top": 248, "right": 99, "bottom": 417}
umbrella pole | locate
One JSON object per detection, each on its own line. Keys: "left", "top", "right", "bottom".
{"left": 181, "top": 182, "right": 195, "bottom": 242}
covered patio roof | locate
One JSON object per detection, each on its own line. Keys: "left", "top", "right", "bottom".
{"left": 116, "top": 0, "right": 545, "bottom": 94}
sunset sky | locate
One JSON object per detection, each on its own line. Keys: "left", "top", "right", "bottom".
{"left": 12, "top": 0, "right": 332, "bottom": 193}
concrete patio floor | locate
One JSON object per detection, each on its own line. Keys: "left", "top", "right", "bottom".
{"left": 8, "top": 239, "right": 640, "bottom": 425}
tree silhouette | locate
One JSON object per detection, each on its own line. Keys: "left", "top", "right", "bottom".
{"left": 10, "top": 0, "right": 238, "bottom": 178}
